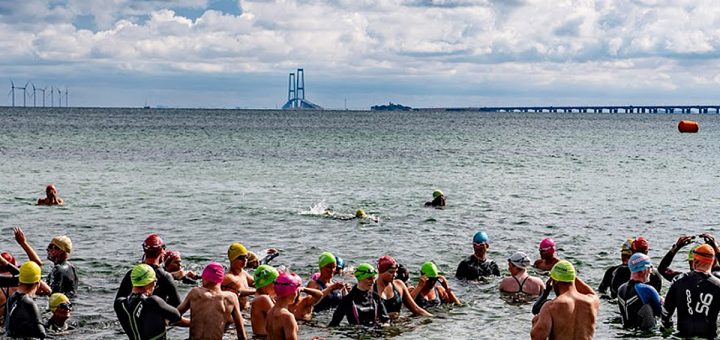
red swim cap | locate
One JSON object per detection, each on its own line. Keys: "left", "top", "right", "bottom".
{"left": 164, "top": 250, "right": 181, "bottom": 267}
{"left": 632, "top": 237, "right": 649, "bottom": 253}
{"left": 143, "top": 233, "right": 164, "bottom": 249}
{"left": 1, "top": 252, "right": 17, "bottom": 266}
{"left": 377, "top": 256, "right": 398, "bottom": 273}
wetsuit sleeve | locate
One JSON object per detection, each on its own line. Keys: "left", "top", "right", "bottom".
{"left": 328, "top": 296, "right": 350, "bottom": 327}
{"left": 28, "top": 297, "right": 47, "bottom": 338}
{"left": 71, "top": 264, "right": 79, "bottom": 296}
{"left": 658, "top": 249, "right": 682, "bottom": 282}
{"left": 151, "top": 296, "right": 182, "bottom": 324}
{"left": 115, "top": 270, "right": 132, "bottom": 301}
{"left": 163, "top": 271, "right": 182, "bottom": 307}
{"left": 49, "top": 265, "right": 62, "bottom": 294}
{"left": 661, "top": 281, "right": 677, "bottom": 329}
{"left": 532, "top": 285, "right": 552, "bottom": 315}
{"left": 491, "top": 261, "right": 500, "bottom": 276}
{"left": 650, "top": 270, "right": 662, "bottom": 292}
{"left": 636, "top": 284, "right": 662, "bottom": 316}
{"left": 455, "top": 260, "right": 467, "bottom": 280}
{"left": 598, "top": 266, "right": 615, "bottom": 294}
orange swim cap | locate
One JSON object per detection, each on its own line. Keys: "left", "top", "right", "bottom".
{"left": 693, "top": 244, "right": 715, "bottom": 263}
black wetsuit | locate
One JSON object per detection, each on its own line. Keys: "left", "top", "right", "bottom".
{"left": 618, "top": 280, "right": 662, "bottom": 330}
{"left": 48, "top": 260, "right": 79, "bottom": 297}
{"left": 313, "top": 278, "right": 343, "bottom": 313}
{"left": 424, "top": 196, "right": 446, "bottom": 207}
{"left": 329, "top": 285, "right": 389, "bottom": 327}
{"left": 415, "top": 287, "right": 442, "bottom": 309}
{"left": 114, "top": 293, "right": 182, "bottom": 340}
{"left": 45, "top": 318, "right": 76, "bottom": 333}
{"left": 5, "top": 291, "right": 46, "bottom": 338}
{"left": 455, "top": 255, "right": 500, "bottom": 280}
{"left": 116, "top": 264, "right": 181, "bottom": 307}
{"left": 610, "top": 265, "right": 662, "bottom": 298}
{"left": 598, "top": 264, "right": 621, "bottom": 295}
{"left": 373, "top": 282, "right": 403, "bottom": 313}
{"left": 662, "top": 271, "right": 720, "bottom": 338}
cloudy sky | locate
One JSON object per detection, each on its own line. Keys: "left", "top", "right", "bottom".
{"left": 1, "top": 0, "right": 720, "bottom": 109}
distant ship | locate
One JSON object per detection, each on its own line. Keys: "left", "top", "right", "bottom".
{"left": 371, "top": 102, "right": 412, "bottom": 111}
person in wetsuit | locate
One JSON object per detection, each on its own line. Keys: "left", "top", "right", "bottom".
{"left": 598, "top": 239, "right": 633, "bottom": 297}
{"left": 5, "top": 262, "right": 46, "bottom": 339}
{"left": 424, "top": 190, "right": 446, "bottom": 208}
{"left": 45, "top": 235, "right": 79, "bottom": 297}
{"left": 373, "top": 256, "right": 431, "bottom": 318}
{"left": 412, "top": 261, "right": 461, "bottom": 309}
{"left": 115, "top": 264, "right": 189, "bottom": 340}
{"left": 116, "top": 233, "right": 181, "bottom": 307}
{"left": 610, "top": 236, "right": 662, "bottom": 297}
{"left": 618, "top": 253, "right": 662, "bottom": 331}
{"left": 658, "top": 234, "right": 720, "bottom": 282}
{"left": 499, "top": 252, "right": 545, "bottom": 297}
{"left": 307, "top": 251, "right": 347, "bottom": 313}
{"left": 46, "top": 293, "right": 75, "bottom": 333}
{"left": 329, "top": 263, "right": 389, "bottom": 327}
{"left": 662, "top": 244, "right": 720, "bottom": 338}
{"left": 456, "top": 231, "right": 500, "bottom": 280}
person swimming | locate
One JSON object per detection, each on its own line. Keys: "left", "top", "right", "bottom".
{"left": 38, "top": 184, "right": 64, "bottom": 206}
{"left": 46, "top": 293, "right": 75, "bottom": 333}
{"left": 329, "top": 263, "right": 390, "bottom": 327}
{"left": 412, "top": 261, "right": 461, "bottom": 309}
{"left": 424, "top": 190, "right": 446, "bottom": 208}
{"left": 374, "top": 256, "right": 431, "bottom": 318}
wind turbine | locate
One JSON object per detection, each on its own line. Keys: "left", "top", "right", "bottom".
{"left": 38, "top": 86, "right": 46, "bottom": 107}
{"left": 31, "top": 83, "right": 37, "bottom": 107}
{"left": 16, "top": 82, "right": 28, "bottom": 107}
{"left": 64, "top": 87, "right": 68, "bottom": 107}
{"left": 8, "top": 80, "right": 15, "bottom": 107}
{"left": 50, "top": 86, "right": 54, "bottom": 107}
{"left": 57, "top": 87, "right": 62, "bottom": 107}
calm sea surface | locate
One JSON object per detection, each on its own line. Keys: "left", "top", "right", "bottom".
{"left": 1, "top": 107, "right": 720, "bottom": 339}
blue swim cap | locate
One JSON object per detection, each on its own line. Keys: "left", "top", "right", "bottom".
{"left": 473, "top": 231, "right": 489, "bottom": 244}
{"left": 335, "top": 256, "right": 345, "bottom": 269}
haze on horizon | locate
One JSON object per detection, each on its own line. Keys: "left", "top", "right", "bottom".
{"left": 1, "top": 0, "right": 720, "bottom": 110}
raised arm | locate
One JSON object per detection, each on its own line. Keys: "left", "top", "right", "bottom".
{"left": 14, "top": 227, "right": 43, "bottom": 266}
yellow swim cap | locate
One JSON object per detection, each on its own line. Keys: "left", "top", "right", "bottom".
{"left": 550, "top": 260, "right": 576, "bottom": 283}
{"left": 50, "top": 235, "right": 73, "bottom": 254}
{"left": 356, "top": 209, "right": 367, "bottom": 218}
{"left": 131, "top": 264, "right": 157, "bottom": 287}
{"left": 247, "top": 251, "right": 259, "bottom": 264}
{"left": 49, "top": 293, "right": 70, "bottom": 311}
{"left": 228, "top": 243, "right": 248, "bottom": 262}
{"left": 19, "top": 261, "right": 41, "bottom": 284}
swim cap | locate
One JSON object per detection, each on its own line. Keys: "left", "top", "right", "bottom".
{"left": 508, "top": 251, "right": 531, "bottom": 269}
{"left": 473, "top": 231, "right": 489, "bottom": 244}
{"left": 247, "top": 251, "right": 259, "bottom": 264}
{"left": 433, "top": 190, "right": 444, "bottom": 198}
{"left": 620, "top": 239, "right": 634, "bottom": 256}
{"left": 539, "top": 238, "right": 556, "bottom": 252}
{"left": 19, "top": 261, "right": 41, "bottom": 284}
{"left": 143, "top": 234, "right": 164, "bottom": 249}
{"left": 310, "top": 272, "right": 320, "bottom": 281}
{"left": 377, "top": 256, "right": 398, "bottom": 273}
{"left": 318, "top": 252, "right": 337, "bottom": 269}
{"left": 335, "top": 256, "right": 345, "bottom": 269}
{"left": 274, "top": 272, "right": 302, "bottom": 298}
{"left": 354, "top": 263, "right": 378, "bottom": 281}
{"left": 228, "top": 243, "right": 248, "bottom": 261}
{"left": 688, "top": 244, "right": 700, "bottom": 261}
{"left": 356, "top": 209, "right": 367, "bottom": 218}
{"left": 202, "top": 262, "right": 225, "bottom": 285}
{"left": 164, "top": 250, "right": 181, "bottom": 268}
{"left": 628, "top": 253, "right": 652, "bottom": 273}
{"left": 693, "top": 244, "right": 715, "bottom": 263}
{"left": 632, "top": 237, "right": 649, "bottom": 253}
{"left": 420, "top": 261, "right": 439, "bottom": 278}
{"left": 550, "top": 260, "right": 576, "bottom": 283}
{"left": 131, "top": 264, "right": 156, "bottom": 287}
{"left": 49, "top": 293, "right": 70, "bottom": 311}
{"left": 254, "top": 265, "right": 279, "bottom": 289}
{"left": 50, "top": 235, "right": 73, "bottom": 254}
{"left": 46, "top": 184, "right": 56, "bottom": 192}
{"left": 1, "top": 252, "right": 17, "bottom": 267}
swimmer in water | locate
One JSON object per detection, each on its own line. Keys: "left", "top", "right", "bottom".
{"left": 221, "top": 243, "right": 255, "bottom": 311}
{"left": 246, "top": 248, "right": 280, "bottom": 269}
{"left": 609, "top": 236, "right": 662, "bottom": 297}
{"left": 424, "top": 190, "right": 446, "bottom": 208}
{"left": 354, "top": 209, "right": 379, "bottom": 223}
{"left": 267, "top": 272, "right": 302, "bottom": 340}
{"left": 38, "top": 184, "right": 64, "bottom": 206}
{"left": 617, "top": 253, "right": 662, "bottom": 331}
{"left": 598, "top": 239, "right": 633, "bottom": 298}
{"left": 0, "top": 252, "right": 20, "bottom": 325}
{"left": 251, "top": 265, "right": 278, "bottom": 337}
{"left": 499, "top": 252, "right": 545, "bottom": 298}
{"left": 12, "top": 227, "right": 53, "bottom": 296}
{"left": 374, "top": 256, "right": 432, "bottom": 319}
{"left": 46, "top": 293, "right": 76, "bottom": 332}
{"left": 45, "top": 235, "right": 79, "bottom": 297}
{"left": 658, "top": 233, "right": 720, "bottom": 281}
{"left": 411, "top": 261, "right": 461, "bottom": 309}
{"left": 306, "top": 252, "right": 348, "bottom": 313}
{"left": 329, "top": 263, "right": 390, "bottom": 327}
{"left": 163, "top": 250, "right": 198, "bottom": 284}
{"left": 455, "top": 231, "right": 500, "bottom": 280}
{"left": 534, "top": 238, "right": 561, "bottom": 272}
{"left": 5, "top": 262, "right": 46, "bottom": 338}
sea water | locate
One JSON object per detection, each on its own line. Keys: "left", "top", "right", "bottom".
{"left": 1, "top": 107, "right": 720, "bottom": 339}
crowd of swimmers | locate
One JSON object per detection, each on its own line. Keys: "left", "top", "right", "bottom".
{"left": 5, "top": 186, "right": 720, "bottom": 339}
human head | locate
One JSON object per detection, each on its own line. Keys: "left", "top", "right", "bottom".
{"left": 433, "top": 190, "right": 444, "bottom": 198}
{"left": 620, "top": 238, "right": 634, "bottom": 263}
{"left": 202, "top": 262, "right": 225, "bottom": 286}
{"left": 693, "top": 244, "right": 715, "bottom": 272}
{"left": 46, "top": 184, "right": 57, "bottom": 196}
{"left": 318, "top": 251, "right": 337, "bottom": 277}
{"left": 0, "top": 252, "right": 17, "bottom": 273}
{"left": 550, "top": 260, "right": 576, "bottom": 285}
{"left": 274, "top": 272, "right": 302, "bottom": 299}
{"left": 688, "top": 244, "right": 700, "bottom": 270}
{"left": 396, "top": 263, "right": 410, "bottom": 283}
{"left": 228, "top": 243, "right": 248, "bottom": 270}
{"left": 419, "top": 261, "right": 439, "bottom": 290}
{"left": 631, "top": 237, "right": 649, "bottom": 255}
{"left": 247, "top": 251, "right": 259, "bottom": 269}
{"left": 143, "top": 233, "right": 165, "bottom": 259}
{"left": 354, "top": 263, "right": 378, "bottom": 288}
{"left": 356, "top": 209, "right": 367, "bottom": 218}
{"left": 48, "top": 293, "right": 72, "bottom": 322}
{"left": 254, "top": 265, "right": 279, "bottom": 292}
{"left": 539, "top": 238, "right": 556, "bottom": 259}
{"left": 473, "top": 231, "right": 490, "bottom": 257}
{"left": 163, "top": 250, "right": 182, "bottom": 272}
{"left": 19, "top": 261, "right": 41, "bottom": 285}
{"left": 131, "top": 263, "right": 157, "bottom": 288}
{"left": 377, "top": 256, "right": 398, "bottom": 281}
{"left": 47, "top": 235, "right": 72, "bottom": 262}
{"left": 628, "top": 253, "right": 652, "bottom": 282}
{"left": 508, "top": 251, "right": 531, "bottom": 274}
{"left": 335, "top": 256, "right": 345, "bottom": 275}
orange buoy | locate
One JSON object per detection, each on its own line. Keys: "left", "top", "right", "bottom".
{"left": 678, "top": 120, "right": 699, "bottom": 133}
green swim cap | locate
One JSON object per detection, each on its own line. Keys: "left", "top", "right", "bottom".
{"left": 689, "top": 244, "right": 701, "bottom": 261}
{"left": 420, "top": 261, "right": 439, "bottom": 278}
{"left": 318, "top": 252, "right": 337, "bottom": 269}
{"left": 550, "top": 260, "right": 576, "bottom": 283}
{"left": 354, "top": 263, "right": 377, "bottom": 281}
{"left": 433, "top": 190, "right": 444, "bottom": 198}
{"left": 254, "top": 265, "right": 279, "bottom": 289}
{"left": 131, "top": 264, "right": 157, "bottom": 287}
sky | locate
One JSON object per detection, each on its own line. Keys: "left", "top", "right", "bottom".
{"left": 2, "top": 0, "right": 720, "bottom": 109}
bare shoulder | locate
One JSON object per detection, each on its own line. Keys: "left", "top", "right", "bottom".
{"left": 223, "top": 290, "right": 240, "bottom": 302}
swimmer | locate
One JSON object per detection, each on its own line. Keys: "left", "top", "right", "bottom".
{"left": 5, "top": 262, "right": 46, "bottom": 338}
{"left": 531, "top": 261, "right": 599, "bottom": 340}
{"left": 246, "top": 248, "right": 280, "bottom": 269}
{"left": 374, "top": 256, "right": 432, "bottom": 318}
{"left": 287, "top": 283, "right": 324, "bottom": 322}
{"left": 424, "top": 190, "right": 446, "bottom": 208}
{"left": 661, "top": 244, "right": 720, "bottom": 338}
{"left": 251, "top": 265, "right": 279, "bottom": 337}
{"left": 617, "top": 253, "right": 662, "bottom": 331}
{"left": 221, "top": 243, "right": 255, "bottom": 310}
{"left": 116, "top": 233, "right": 181, "bottom": 307}
{"left": 115, "top": 264, "right": 189, "bottom": 340}
{"left": 610, "top": 236, "right": 662, "bottom": 296}
{"left": 0, "top": 252, "right": 20, "bottom": 325}
{"left": 499, "top": 252, "right": 545, "bottom": 297}
{"left": 598, "top": 239, "right": 633, "bottom": 298}
{"left": 12, "top": 227, "right": 53, "bottom": 296}
{"left": 37, "top": 184, "right": 64, "bottom": 206}
{"left": 307, "top": 252, "right": 348, "bottom": 313}
{"left": 335, "top": 256, "right": 346, "bottom": 276}
{"left": 178, "top": 262, "right": 247, "bottom": 340}
{"left": 658, "top": 234, "right": 720, "bottom": 281}
{"left": 411, "top": 261, "right": 461, "bottom": 308}
{"left": 163, "top": 250, "right": 198, "bottom": 284}
{"left": 354, "top": 209, "right": 379, "bottom": 223}
{"left": 46, "top": 293, "right": 75, "bottom": 333}
{"left": 267, "top": 272, "right": 302, "bottom": 340}
{"left": 455, "top": 231, "right": 500, "bottom": 280}
{"left": 329, "top": 263, "right": 390, "bottom": 326}
{"left": 534, "top": 238, "right": 561, "bottom": 271}
{"left": 45, "top": 235, "right": 79, "bottom": 297}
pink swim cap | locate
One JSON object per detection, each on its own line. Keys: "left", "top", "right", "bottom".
{"left": 274, "top": 272, "right": 302, "bottom": 298}
{"left": 539, "top": 238, "right": 556, "bottom": 252}
{"left": 310, "top": 272, "right": 320, "bottom": 281}
{"left": 202, "top": 262, "right": 225, "bottom": 285}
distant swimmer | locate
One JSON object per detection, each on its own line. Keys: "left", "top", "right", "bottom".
{"left": 354, "top": 209, "right": 379, "bottom": 223}
{"left": 267, "top": 272, "right": 303, "bottom": 340}
{"left": 178, "top": 262, "right": 247, "bottom": 340}
{"left": 5, "top": 262, "right": 46, "bottom": 339}
{"left": 411, "top": 261, "right": 461, "bottom": 309}
{"left": 618, "top": 253, "right": 662, "bottom": 331}
{"left": 307, "top": 252, "right": 347, "bottom": 313}
{"left": 163, "top": 250, "right": 198, "bottom": 284}
{"left": 374, "top": 256, "right": 432, "bottom": 318}
{"left": 610, "top": 236, "right": 662, "bottom": 297}
{"left": 38, "top": 184, "right": 64, "bottom": 206}
{"left": 531, "top": 261, "right": 599, "bottom": 340}
{"left": 222, "top": 243, "right": 255, "bottom": 311}
{"left": 661, "top": 244, "right": 720, "bottom": 339}
{"left": 499, "top": 252, "right": 545, "bottom": 299}
{"left": 251, "top": 265, "right": 279, "bottom": 337}
{"left": 46, "top": 293, "right": 75, "bottom": 333}
{"left": 534, "top": 238, "right": 561, "bottom": 272}
{"left": 598, "top": 239, "right": 633, "bottom": 298}
{"left": 45, "top": 235, "right": 79, "bottom": 297}
{"left": 329, "top": 263, "right": 390, "bottom": 327}
{"left": 455, "top": 231, "right": 500, "bottom": 280}
{"left": 424, "top": 190, "right": 446, "bottom": 208}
